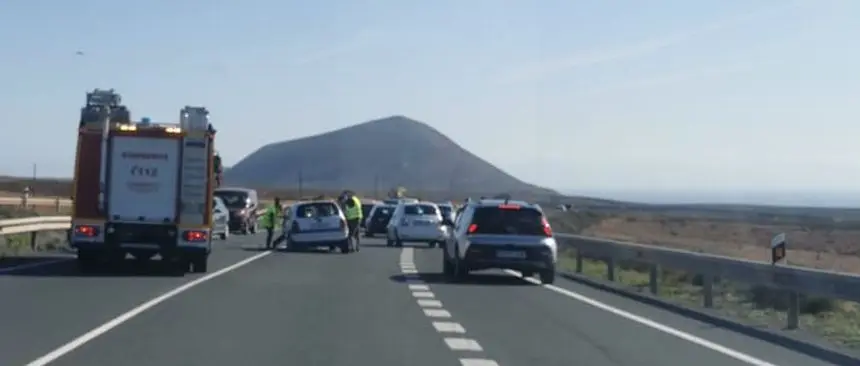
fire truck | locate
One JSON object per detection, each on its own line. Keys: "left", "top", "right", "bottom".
{"left": 70, "top": 89, "right": 216, "bottom": 273}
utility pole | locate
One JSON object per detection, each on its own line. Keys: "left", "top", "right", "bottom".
{"left": 32, "top": 163, "right": 37, "bottom": 181}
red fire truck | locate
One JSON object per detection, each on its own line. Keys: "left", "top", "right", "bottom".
{"left": 70, "top": 89, "right": 216, "bottom": 273}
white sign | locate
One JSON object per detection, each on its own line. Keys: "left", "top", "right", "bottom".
{"left": 770, "top": 232, "right": 786, "bottom": 248}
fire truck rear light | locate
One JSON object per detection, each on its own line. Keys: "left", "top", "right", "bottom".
{"left": 183, "top": 230, "right": 207, "bottom": 242}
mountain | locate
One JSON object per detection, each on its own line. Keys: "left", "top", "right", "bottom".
{"left": 224, "top": 116, "right": 556, "bottom": 197}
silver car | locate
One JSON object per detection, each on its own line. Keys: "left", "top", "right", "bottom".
{"left": 212, "top": 196, "right": 229, "bottom": 240}
{"left": 282, "top": 200, "right": 353, "bottom": 253}
{"left": 386, "top": 201, "right": 448, "bottom": 248}
{"left": 442, "top": 198, "right": 558, "bottom": 284}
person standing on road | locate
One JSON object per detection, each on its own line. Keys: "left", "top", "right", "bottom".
{"left": 341, "top": 192, "right": 363, "bottom": 252}
{"left": 261, "top": 197, "right": 282, "bottom": 250}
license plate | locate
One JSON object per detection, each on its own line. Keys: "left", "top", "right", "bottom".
{"left": 311, "top": 222, "right": 327, "bottom": 229}
{"left": 496, "top": 250, "right": 526, "bottom": 259}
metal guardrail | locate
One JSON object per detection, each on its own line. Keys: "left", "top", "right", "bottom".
{"left": 555, "top": 233, "right": 860, "bottom": 331}
{"left": 0, "top": 210, "right": 269, "bottom": 248}
{"left": 4, "top": 214, "right": 857, "bottom": 332}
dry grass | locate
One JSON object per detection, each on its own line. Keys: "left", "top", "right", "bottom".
{"left": 548, "top": 210, "right": 860, "bottom": 349}
{"left": 0, "top": 206, "right": 69, "bottom": 258}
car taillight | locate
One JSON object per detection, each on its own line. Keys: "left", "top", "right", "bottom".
{"left": 467, "top": 224, "right": 478, "bottom": 234}
{"left": 74, "top": 225, "right": 99, "bottom": 237}
{"left": 183, "top": 230, "right": 208, "bottom": 242}
{"left": 541, "top": 217, "right": 553, "bottom": 237}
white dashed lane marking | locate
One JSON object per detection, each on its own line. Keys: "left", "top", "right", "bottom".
{"left": 444, "top": 338, "right": 484, "bottom": 351}
{"left": 423, "top": 308, "right": 452, "bottom": 318}
{"left": 417, "top": 299, "right": 443, "bottom": 307}
{"left": 400, "top": 247, "right": 501, "bottom": 366}
{"left": 433, "top": 321, "right": 466, "bottom": 333}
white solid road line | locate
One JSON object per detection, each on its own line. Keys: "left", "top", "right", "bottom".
{"left": 24, "top": 250, "right": 273, "bottom": 366}
{"left": 503, "top": 270, "right": 780, "bottom": 366}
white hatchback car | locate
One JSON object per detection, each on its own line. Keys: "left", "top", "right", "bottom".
{"left": 282, "top": 200, "right": 354, "bottom": 253}
{"left": 386, "top": 201, "right": 448, "bottom": 248}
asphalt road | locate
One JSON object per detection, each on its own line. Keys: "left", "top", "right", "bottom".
{"left": 0, "top": 234, "right": 847, "bottom": 366}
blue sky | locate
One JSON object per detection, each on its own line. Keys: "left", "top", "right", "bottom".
{"left": 1, "top": 0, "right": 859, "bottom": 200}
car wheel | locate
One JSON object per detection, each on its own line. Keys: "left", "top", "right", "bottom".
{"left": 521, "top": 271, "right": 534, "bottom": 278}
{"left": 539, "top": 268, "right": 556, "bottom": 284}
{"left": 442, "top": 247, "right": 454, "bottom": 276}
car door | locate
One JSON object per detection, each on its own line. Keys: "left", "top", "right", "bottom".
{"left": 213, "top": 198, "right": 228, "bottom": 232}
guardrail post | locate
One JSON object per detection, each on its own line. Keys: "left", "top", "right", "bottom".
{"left": 575, "top": 251, "right": 583, "bottom": 273}
{"left": 29, "top": 231, "right": 38, "bottom": 251}
{"left": 702, "top": 275, "right": 714, "bottom": 308}
{"left": 606, "top": 257, "right": 616, "bottom": 281}
{"left": 787, "top": 291, "right": 800, "bottom": 329}
{"left": 55, "top": 197, "right": 61, "bottom": 213}
{"left": 648, "top": 264, "right": 659, "bottom": 295}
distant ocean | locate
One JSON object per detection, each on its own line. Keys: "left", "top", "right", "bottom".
{"left": 560, "top": 189, "right": 860, "bottom": 208}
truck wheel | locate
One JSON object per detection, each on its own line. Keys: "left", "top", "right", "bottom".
{"left": 191, "top": 255, "right": 209, "bottom": 273}
{"left": 77, "top": 251, "right": 99, "bottom": 273}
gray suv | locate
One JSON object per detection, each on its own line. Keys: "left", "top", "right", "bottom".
{"left": 441, "top": 199, "right": 557, "bottom": 284}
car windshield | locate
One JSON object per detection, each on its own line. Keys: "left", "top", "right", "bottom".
{"left": 404, "top": 204, "right": 438, "bottom": 216}
{"left": 214, "top": 191, "right": 249, "bottom": 209}
{"left": 297, "top": 203, "right": 338, "bottom": 218}
{"left": 469, "top": 206, "right": 545, "bottom": 235}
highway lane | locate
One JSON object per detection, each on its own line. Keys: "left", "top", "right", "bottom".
{"left": 410, "top": 246, "right": 844, "bottom": 366}
{"left": 2, "top": 238, "right": 460, "bottom": 366}
{"left": 1, "top": 234, "right": 848, "bottom": 366}
{"left": 0, "top": 234, "right": 269, "bottom": 366}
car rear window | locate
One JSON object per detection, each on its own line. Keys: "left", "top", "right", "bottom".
{"left": 404, "top": 204, "right": 438, "bottom": 215}
{"left": 469, "top": 206, "right": 545, "bottom": 235}
{"left": 297, "top": 203, "right": 338, "bottom": 218}
{"left": 214, "top": 191, "right": 249, "bottom": 209}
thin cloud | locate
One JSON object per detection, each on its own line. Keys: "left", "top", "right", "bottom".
{"left": 292, "top": 29, "right": 383, "bottom": 65}
{"left": 575, "top": 60, "right": 768, "bottom": 97}
{"left": 496, "top": 1, "right": 803, "bottom": 85}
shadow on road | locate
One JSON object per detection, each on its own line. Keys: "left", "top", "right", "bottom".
{"left": 390, "top": 272, "right": 532, "bottom": 286}
{"left": 0, "top": 256, "right": 186, "bottom": 278}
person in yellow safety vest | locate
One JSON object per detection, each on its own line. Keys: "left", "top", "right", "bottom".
{"left": 341, "top": 192, "right": 363, "bottom": 251}
{"left": 261, "top": 197, "right": 282, "bottom": 250}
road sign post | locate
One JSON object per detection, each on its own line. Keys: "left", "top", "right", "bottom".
{"left": 771, "top": 232, "right": 787, "bottom": 265}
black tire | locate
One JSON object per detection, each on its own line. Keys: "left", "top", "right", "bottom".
{"left": 450, "top": 248, "right": 468, "bottom": 282}
{"left": 521, "top": 271, "right": 535, "bottom": 278}
{"left": 77, "top": 251, "right": 99, "bottom": 273}
{"left": 191, "top": 255, "right": 209, "bottom": 273}
{"left": 539, "top": 268, "right": 556, "bottom": 284}
{"left": 218, "top": 231, "right": 228, "bottom": 240}
{"left": 442, "top": 248, "right": 454, "bottom": 276}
